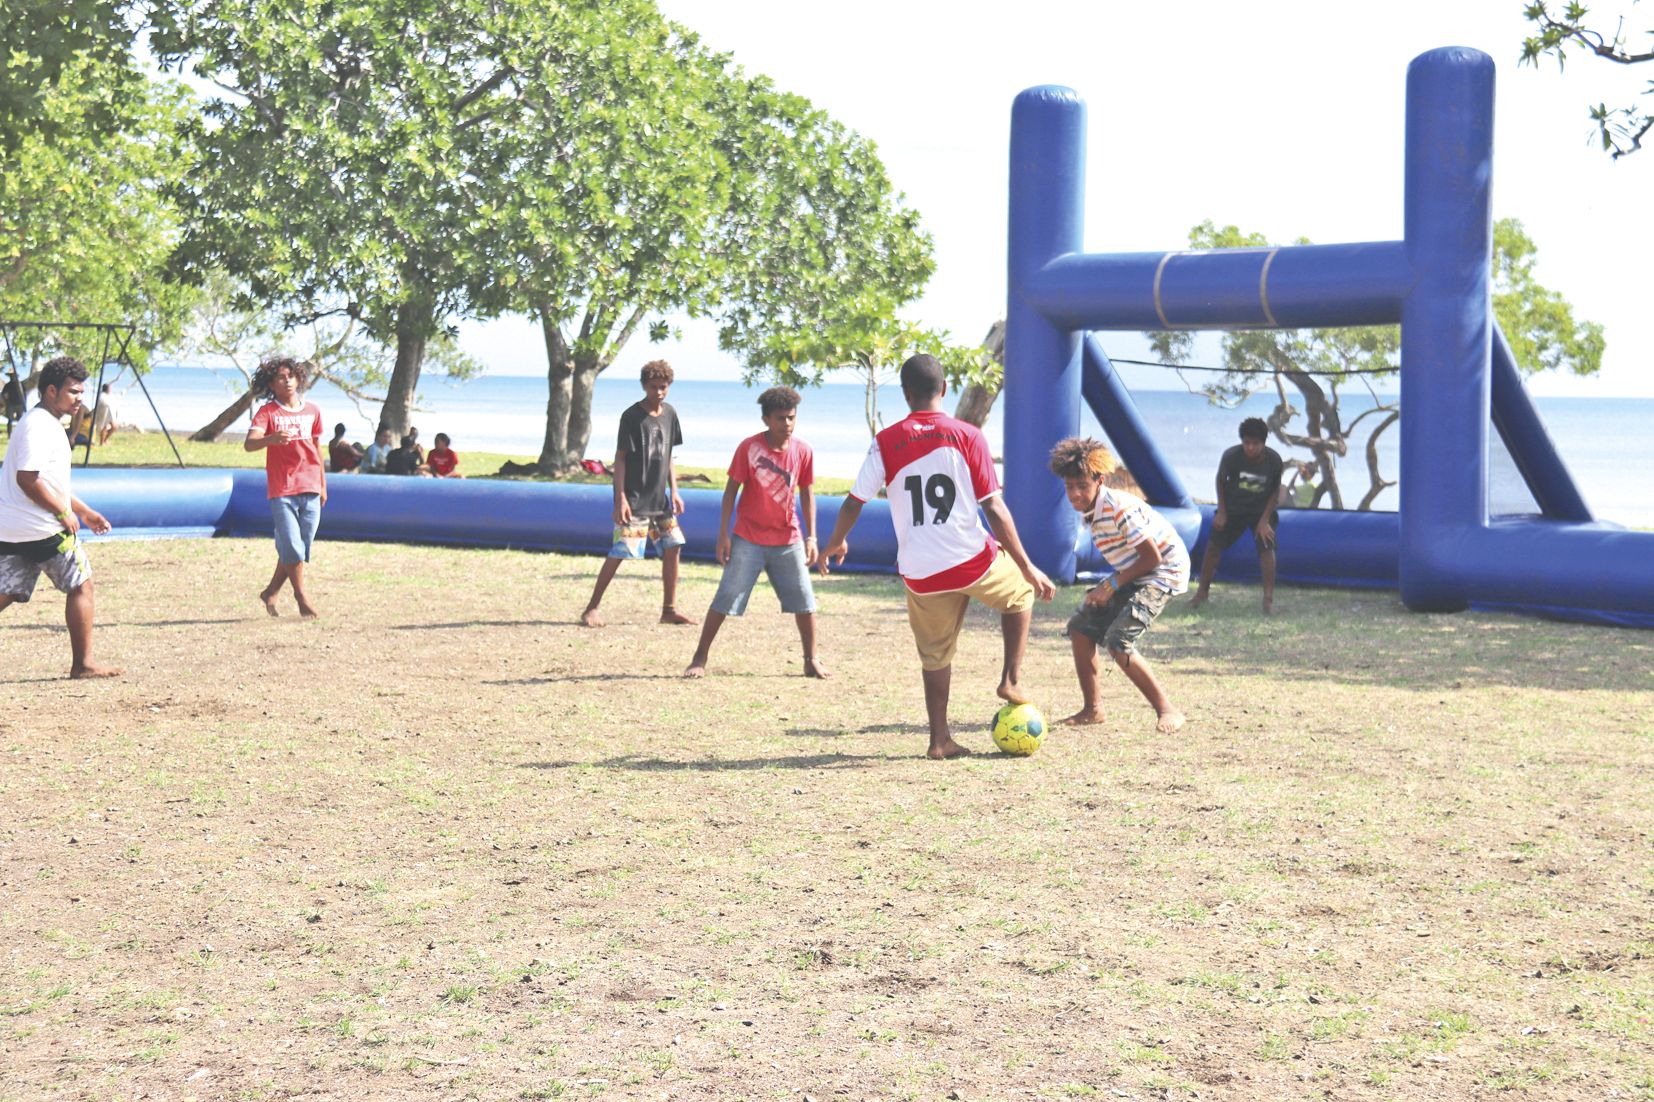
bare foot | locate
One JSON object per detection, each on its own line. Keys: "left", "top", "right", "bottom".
{"left": 996, "top": 680, "right": 1030, "bottom": 706}
{"left": 579, "top": 607, "right": 604, "bottom": 628}
{"left": 1262, "top": 598, "right": 1274, "bottom": 615}
{"left": 660, "top": 608, "right": 696, "bottom": 625}
{"left": 683, "top": 661, "right": 707, "bottom": 679}
{"left": 70, "top": 664, "right": 122, "bottom": 679}
{"left": 1187, "top": 593, "right": 1208, "bottom": 609}
{"left": 926, "top": 738, "right": 973, "bottom": 760}
{"left": 298, "top": 605, "right": 320, "bottom": 620}
{"left": 1061, "top": 708, "right": 1104, "bottom": 726}
{"left": 804, "top": 657, "right": 831, "bottom": 679}
{"left": 261, "top": 591, "right": 280, "bottom": 617}
{"left": 1155, "top": 710, "right": 1186, "bottom": 734}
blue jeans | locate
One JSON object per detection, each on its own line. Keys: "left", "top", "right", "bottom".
{"left": 270, "top": 493, "right": 321, "bottom": 564}
{"left": 710, "top": 535, "right": 815, "bottom": 616}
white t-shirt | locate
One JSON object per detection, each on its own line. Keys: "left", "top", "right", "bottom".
{"left": 92, "top": 392, "right": 119, "bottom": 433}
{"left": 0, "top": 406, "right": 73, "bottom": 541}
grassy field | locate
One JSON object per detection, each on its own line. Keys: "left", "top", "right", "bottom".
{"left": 0, "top": 538, "right": 1650, "bottom": 1101}
{"left": 70, "top": 430, "right": 858, "bottom": 494}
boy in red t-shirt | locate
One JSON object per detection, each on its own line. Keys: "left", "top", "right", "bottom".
{"left": 244, "top": 356, "right": 326, "bottom": 618}
{"left": 424, "top": 432, "right": 462, "bottom": 477}
{"left": 684, "top": 387, "right": 827, "bottom": 679}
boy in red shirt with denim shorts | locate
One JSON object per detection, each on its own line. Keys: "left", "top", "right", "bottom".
{"left": 684, "top": 387, "right": 827, "bottom": 679}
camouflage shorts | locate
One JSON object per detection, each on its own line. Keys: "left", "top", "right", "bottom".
{"left": 608, "top": 513, "right": 685, "bottom": 560}
{"left": 0, "top": 533, "right": 92, "bottom": 602}
{"left": 1066, "top": 581, "right": 1172, "bottom": 655}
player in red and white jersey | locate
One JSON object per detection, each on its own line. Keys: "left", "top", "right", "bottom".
{"left": 821, "top": 354, "right": 1054, "bottom": 759}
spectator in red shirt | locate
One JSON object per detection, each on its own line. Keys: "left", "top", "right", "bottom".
{"left": 244, "top": 356, "right": 326, "bottom": 619}
{"left": 424, "top": 433, "right": 462, "bottom": 478}
{"left": 327, "top": 423, "right": 362, "bottom": 473}
{"left": 684, "top": 387, "right": 825, "bottom": 680}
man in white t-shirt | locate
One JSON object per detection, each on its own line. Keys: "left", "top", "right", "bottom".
{"left": 821, "top": 354, "right": 1054, "bottom": 759}
{"left": 0, "top": 357, "right": 121, "bottom": 678}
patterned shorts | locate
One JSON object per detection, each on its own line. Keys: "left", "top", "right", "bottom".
{"left": 0, "top": 534, "right": 92, "bottom": 602}
{"left": 1066, "top": 581, "right": 1172, "bottom": 655}
{"left": 608, "top": 513, "right": 686, "bottom": 559}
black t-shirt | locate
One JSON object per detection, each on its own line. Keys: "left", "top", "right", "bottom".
{"left": 1216, "top": 443, "right": 1283, "bottom": 514}
{"left": 385, "top": 445, "right": 421, "bottom": 475}
{"left": 615, "top": 400, "right": 682, "bottom": 514}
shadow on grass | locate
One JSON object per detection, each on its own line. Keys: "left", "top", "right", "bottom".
{"left": 784, "top": 723, "right": 919, "bottom": 739}
{"left": 395, "top": 619, "right": 575, "bottom": 631}
{"left": 521, "top": 751, "right": 887, "bottom": 772}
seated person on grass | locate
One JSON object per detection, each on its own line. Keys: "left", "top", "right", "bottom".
{"left": 1049, "top": 436, "right": 1189, "bottom": 735}
{"left": 385, "top": 434, "right": 428, "bottom": 476}
{"left": 684, "top": 386, "right": 826, "bottom": 680}
{"left": 424, "top": 433, "right": 462, "bottom": 478}
{"left": 328, "top": 423, "right": 363, "bottom": 473}
{"left": 360, "top": 427, "right": 394, "bottom": 474}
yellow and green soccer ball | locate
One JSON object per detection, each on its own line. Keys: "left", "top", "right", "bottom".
{"left": 991, "top": 702, "right": 1046, "bottom": 756}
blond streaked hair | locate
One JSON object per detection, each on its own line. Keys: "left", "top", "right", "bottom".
{"left": 1047, "top": 436, "right": 1119, "bottom": 481}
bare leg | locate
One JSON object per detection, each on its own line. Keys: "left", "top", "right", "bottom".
{"left": 996, "top": 608, "right": 1031, "bottom": 705}
{"left": 683, "top": 610, "right": 727, "bottom": 677}
{"left": 259, "top": 562, "right": 288, "bottom": 617}
{"left": 921, "top": 666, "right": 970, "bottom": 759}
{"left": 1188, "top": 541, "right": 1222, "bottom": 607}
{"left": 1062, "top": 632, "right": 1105, "bottom": 725}
{"left": 0, "top": 594, "right": 13, "bottom": 613}
{"left": 582, "top": 557, "right": 623, "bottom": 627}
{"left": 796, "top": 612, "right": 829, "bottom": 678}
{"left": 288, "top": 560, "right": 318, "bottom": 619}
{"left": 1259, "top": 545, "right": 1276, "bottom": 614}
{"left": 659, "top": 546, "right": 695, "bottom": 624}
{"left": 1110, "top": 648, "right": 1183, "bottom": 733}
{"left": 66, "top": 580, "right": 120, "bottom": 679}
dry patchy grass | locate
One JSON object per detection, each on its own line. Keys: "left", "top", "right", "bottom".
{"left": 1, "top": 538, "right": 1650, "bottom": 1101}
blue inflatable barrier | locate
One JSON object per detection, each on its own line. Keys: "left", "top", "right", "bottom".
{"left": 1007, "top": 47, "right": 1654, "bottom": 629}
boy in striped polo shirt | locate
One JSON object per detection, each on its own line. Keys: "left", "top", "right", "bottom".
{"left": 1049, "top": 437, "right": 1188, "bottom": 734}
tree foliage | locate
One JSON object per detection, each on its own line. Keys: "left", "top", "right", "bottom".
{"left": 1521, "top": 1, "right": 1654, "bottom": 157}
{"left": 1149, "top": 219, "right": 1603, "bottom": 511}
{"left": 0, "top": 0, "right": 142, "bottom": 151}
{"left": 0, "top": 51, "right": 197, "bottom": 374}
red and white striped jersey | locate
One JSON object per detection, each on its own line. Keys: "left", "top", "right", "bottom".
{"left": 849, "top": 410, "right": 999, "bottom": 594}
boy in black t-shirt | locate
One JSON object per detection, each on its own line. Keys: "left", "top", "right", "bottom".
{"left": 580, "top": 360, "right": 696, "bottom": 628}
{"left": 1189, "top": 417, "right": 1284, "bottom": 613}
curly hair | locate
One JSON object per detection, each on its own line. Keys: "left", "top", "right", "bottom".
{"left": 250, "top": 355, "right": 310, "bottom": 401}
{"left": 1047, "top": 436, "right": 1119, "bottom": 481}
{"left": 39, "top": 356, "right": 89, "bottom": 393}
{"left": 640, "top": 359, "right": 674, "bottom": 385}
{"left": 1239, "top": 416, "right": 1268, "bottom": 441}
{"left": 757, "top": 386, "right": 801, "bottom": 416}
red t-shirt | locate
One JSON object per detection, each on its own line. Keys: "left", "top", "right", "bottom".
{"left": 427, "top": 447, "right": 458, "bottom": 476}
{"left": 251, "top": 400, "right": 324, "bottom": 499}
{"left": 728, "top": 432, "right": 813, "bottom": 546}
{"left": 849, "top": 410, "right": 999, "bottom": 594}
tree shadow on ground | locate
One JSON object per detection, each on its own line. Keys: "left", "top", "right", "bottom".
{"left": 520, "top": 751, "right": 888, "bottom": 772}
{"left": 1107, "top": 592, "right": 1654, "bottom": 695}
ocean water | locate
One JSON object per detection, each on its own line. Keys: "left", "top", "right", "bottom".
{"left": 107, "top": 366, "right": 1653, "bottom": 529}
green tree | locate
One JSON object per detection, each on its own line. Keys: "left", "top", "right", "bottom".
{"left": 0, "top": 0, "right": 142, "bottom": 150}
{"left": 1149, "top": 219, "right": 1603, "bottom": 510}
{"left": 1520, "top": 1, "right": 1654, "bottom": 157}
{"left": 176, "top": 271, "right": 479, "bottom": 441}
{"left": 151, "top": 0, "right": 538, "bottom": 436}
{"left": 472, "top": 14, "right": 935, "bottom": 472}
{"left": 1, "top": 53, "right": 197, "bottom": 380}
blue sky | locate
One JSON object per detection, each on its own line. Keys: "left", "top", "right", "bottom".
{"left": 453, "top": 1, "right": 1646, "bottom": 398}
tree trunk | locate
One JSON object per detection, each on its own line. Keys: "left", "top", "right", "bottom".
{"left": 379, "top": 296, "right": 433, "bottom": 438}
{"left": 565, "top": 351, "right": 609, "bottom": 468}
{"left": 191, "top": 389, "right": 256, "bottom": 442}
{"left": 537, "top": 314, "right": 576, "bottom": 474}
{"left": 953, "top": 319, "right": 1006, "bottom": 428}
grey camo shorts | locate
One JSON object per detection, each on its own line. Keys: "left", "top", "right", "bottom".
{"left": 1066, "top": 581, "right": 1172, "bottom": 655}
{"left": 0, "top": 535, "right": 92, "bottom": 602}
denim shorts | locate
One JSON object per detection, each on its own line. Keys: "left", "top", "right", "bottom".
{"left": 271, "top": 493, "right": 322, "bottom": 564}
{"left": 1067, "top": 581, "right": 1172, "bottom": 655}
{"left": 710, "top": 535, "right": 815, "bottom": 616}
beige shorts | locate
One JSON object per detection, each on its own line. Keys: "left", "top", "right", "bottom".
{"left": 905, "top": 550, "right": 1035, "bottom": 671}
